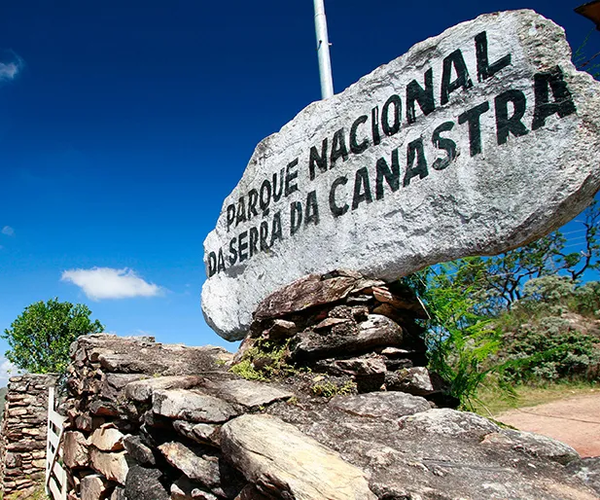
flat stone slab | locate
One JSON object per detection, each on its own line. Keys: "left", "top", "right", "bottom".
{"left": 265, "top": 397, "right": 597, "bottom": 499}
{"left": 89, "top": 424, "right": 125, "bottom": 452}
{"left": 158, "top": 442, "right": 221, "bottom": 487}
{"left": 125, "top": 375, "right": 203, "bottom": 402}
{"left": 81, "top": 474, "right": 108, "bottom": 500}
{"left": 63, "top": 431, "right": 89, "bottom": 468}
{"left": 76, "top": 334, "right": 232, "bottom": 375}
{"left": 204, "top": 379, "right": 293, "bottom": 408}
{"left": 90, "top": 448, "right": 129, "bottom": 485}
{"left": 254, "top": 273, "right": 357, "bottom": 321}
{"left": 292, "top": 313, "right": 404, "bottom": 360}
{"left": 330, "top": 391, "right": 432, "bottom": 420}
{"left": 202, "top": 9, "right": 600, "bottom": 340}
{"left": 173, "top": 421, "right": 220, "bottom": 447}
{"left": 221, "top": 414, "right": 376, "bottom": 500}
{"left": 398, "top": 408, "right": 501, "bottom": 438}
{"left": 153, "top": 389, "right": 238, "bottom": 423}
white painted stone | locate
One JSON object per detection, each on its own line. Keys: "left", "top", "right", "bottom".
{"left": 202, "top": 9, "right": 600, "bottom": 340}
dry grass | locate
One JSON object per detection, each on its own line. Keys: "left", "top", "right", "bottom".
{"left": 472, "top": 380, "right": 599, "bottom": 417}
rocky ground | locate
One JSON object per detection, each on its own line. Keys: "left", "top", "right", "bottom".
{"left": 60, "top": 332, "right": 600, "bottom": 499}
{"left": 2, "top": 271, "right": 598, "bottom": 498}
{"left": 51, "top": 271, "right": 600, "bottom": 499}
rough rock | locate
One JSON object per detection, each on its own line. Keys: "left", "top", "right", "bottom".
{"left": 385, "top": 366, "right": 435, "bottom": 395}
{"left": 74, "top": 413, "right": 105, "bottom": 433}
{"left": 89, "top": 424, "right": 125, "bottom": 452}
{"left": 496, "top": 429, "right": 580, "bottom": 465}
{"left": 204, "top": 379, "right": 293, "bottom": 408}
{"left": 90, "top": 448, "right": 130, "bottom": 485}
{"left": 254, "top": 273, "right": 358, "bottom": 321}
{"left": 235, "top": 485, "right": 272, "bottom": 500}
{"left": 110, "top": 487, "right": 127, "bottom": 500}
{"left": 371, "top": 286, "right": 428, "bottom": 319}
{"left": 398, "top": 408, "right": 501, "bottom": 438}
{"left": 292, "top": 314, "right": 404, "bottom": 359}
{"left": 568, "top": 457, "right": 600, "bottom": 496}
{"left": 171, "top": 476, "right": 220, "bottom": 500}
{"left": 125, "top": 465, "right": 170, "bottom": 500}
{"left": 264, "top": 319, "right": 299, "bottom": 340}
{"left": 125, "top": 375, "right": 204, "bottom": 402}
{"left": 319, "top": 356, "right": 387, "bottom": 393}
{"left": 73, "top": 334, "right": 232, "bottom": 375}
{"left": 173, "top": 421, "right": 220, "bottom": 447}
{"left": 221, "top": 414, "right": 376, "bottom": 500}
{"left": 330, "top": 391, "right": 432, "bottom": 420}
{"left": 266, "top": 395, "right": 597, "bottom": 499}
{"left": 122, "top": 435, "right": 156, "bottom": 466}
{"left": 100, "top": 373, "right": 148, "bottom": 401}
{"left": 202, "top": 9, "right": 600, "bottom": 340}
{"left": 63, "top": 431, "right": 90, "bottom": 468}
{"left": 57, "top": 329, "right": 599, "bottom": 500}
{"left": 80, "top": 474, "right": 108, "bottom": 500}
{"left": 153, "top": 389, "right": 238, "bottom": 423}
{"left": 171, "top": 479, "right": 218, "bottom": 500}
{"left": 158, "top": 442, "right": 221, "bottom": 488}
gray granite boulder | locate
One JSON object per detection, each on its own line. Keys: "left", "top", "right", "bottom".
{"left": 202, "top": 9, "right": 600, "bottom": 341}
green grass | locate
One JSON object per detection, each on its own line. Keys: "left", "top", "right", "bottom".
{"left": 2, "top": 483, "right": 50, "bottom": 500}
{"left": 311, "top": 380, "right": 356, "bottom": 398}
{"left": 472, "top": 380, "right": 599, "bottom": 417}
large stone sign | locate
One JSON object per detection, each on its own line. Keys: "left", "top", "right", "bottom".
{"left": 202, "top": 9, "right": 600, "bottom": 341}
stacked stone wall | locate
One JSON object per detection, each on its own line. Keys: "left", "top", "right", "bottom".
{"left": 57, "top": 272, "right": 600, "bottom": 499}
{"left": 60, "top": 269, "right": 443, "bottom": 499}
{"left": 0, "top": 373, "right": 58, "bottom": 498}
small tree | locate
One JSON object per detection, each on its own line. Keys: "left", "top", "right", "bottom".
{"left": 2, "top": 298, "right": 104, "bottom": 373}
{"left": 445, "top": 201, "right": 600, "bottom": 315}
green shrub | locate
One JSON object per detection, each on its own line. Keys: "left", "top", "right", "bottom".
{"left": 412, "top": 263, "right": 510, "bottom": 410}
{"left": 311, "top": 380, "right": 356, "bottom": 398}
{"left": 230, "top": 338, "right": 298, "bottom": 381}
{"left": 2, "top": 298, "right": 104, "bottom": 374}
{"left": 502, "top": 319, "right": 600, "bottom": 383}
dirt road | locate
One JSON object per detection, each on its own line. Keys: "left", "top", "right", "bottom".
{"left": 496, "top": 393, "right": 600, "bottom": 458}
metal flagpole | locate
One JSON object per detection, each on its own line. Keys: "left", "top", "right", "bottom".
{"left": 313, "top": 0, "right": 334, "bottom": 99}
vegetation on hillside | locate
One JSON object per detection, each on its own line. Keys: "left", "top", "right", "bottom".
{"left": 409, "top": 201, "right": 600, "bottom": 410}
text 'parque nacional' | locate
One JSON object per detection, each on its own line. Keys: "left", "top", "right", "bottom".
{"left": 202, "top": 10, "right": 600, "bottom": 340}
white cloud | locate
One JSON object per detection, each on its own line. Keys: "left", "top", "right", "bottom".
{"left": 0, "top": 62, "right": 19, "bottom": 81}
{"left": 0, "top": 51, "right": 24, "bottom": 82}
{"left": 0, "top": 357, "right": 22, "bottom": 387}
{"left": 1, "top": 226, "right": 14, "bottom": 236}
{"left": 61, "top": 267, "right": 163, "bottom": 300}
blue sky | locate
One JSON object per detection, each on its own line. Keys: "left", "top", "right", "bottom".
{"left": 0, "top": 0, "right": 597, "bottom": 382}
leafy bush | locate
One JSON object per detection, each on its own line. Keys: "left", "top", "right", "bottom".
{"left": 406, "top": 261, "right": 600, "bottom": 406}
{"left": 502, "top": 318, "right": 600, "bottom": 383}
{"left": 492, "top": 276, "right": 600, "bottom": 383}
{"left": 409, "top": 264, "right": 510, "bottom": 410}
{"left": 574, "top": 281, "right": 600, "bottom": 317}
